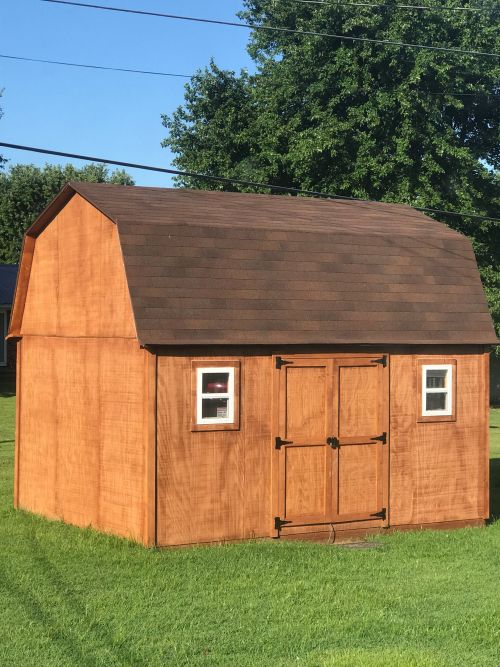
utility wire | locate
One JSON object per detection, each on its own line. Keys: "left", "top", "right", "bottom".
{"left": 0, "top": 141, "right": 356, "bottom": 201}
{"left": 40, "top": 0, "right": 500, "bottom": 59}
{"left": 291, "top": 0, "right": 494, "bottom": 11}
{"left": 2, "top": 52, "right": 498, "bottom": 97}
{"left": 0, "top": 53, "right": 191, "bottom": 78}
{"left": 1, "top": 142, "right": 499, "bottom": 223}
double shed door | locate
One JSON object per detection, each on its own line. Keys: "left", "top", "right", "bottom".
{"left": 275, "top": 355, "right": 389, "bottom": 531}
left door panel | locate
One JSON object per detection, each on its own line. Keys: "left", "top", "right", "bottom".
{"left": 277, "top": 359, "right": 334, "bottom": 527}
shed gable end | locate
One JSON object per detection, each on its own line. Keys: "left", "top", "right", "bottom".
{"left": 16, "top": 194, "right": 136, "bottom": 339}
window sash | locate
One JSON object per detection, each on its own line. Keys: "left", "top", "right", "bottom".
{"left": 196, "top": 367, "right": 235, "bottom": 424}
{"left": 421, "top": 364, "right": 453, "bottom": 416}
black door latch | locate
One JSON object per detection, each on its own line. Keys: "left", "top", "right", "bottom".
{"left": 275, "top": 437, "right": 293, "bottom": 450}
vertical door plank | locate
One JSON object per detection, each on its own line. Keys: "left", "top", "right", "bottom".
{"left": 278, "top": 360, "right": 332, "bottom": 525}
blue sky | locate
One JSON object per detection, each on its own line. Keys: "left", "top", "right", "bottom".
{"left": 0, "top": 0, "right": 253, "bottom": 186}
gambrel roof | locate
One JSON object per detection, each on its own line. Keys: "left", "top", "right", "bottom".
{"left": 11, "top": 182, "right": 498, "bottom": 345}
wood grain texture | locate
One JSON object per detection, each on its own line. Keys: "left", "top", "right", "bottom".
{"left": 338, "top": 446, "right": 378, "bottom": 515}
{"left": 156, "top": 354, "right": 273, "bottom": 546}
{"left": 482, "top": 350, "right": 490, "bottom": 519}
{"left": 17, "top": 336, "right": 148, "bottom": 542}
{"left": 278, "top": 360, "right": 332, "bottom": 527}
{"left": 338, "top": 365, "right": 379, "bottom": 437}
{"left": 7, "top": 236, "right": 35, "bottom": 338}
{"left": 390, "top": 352, "right": 488, "bottom": 525}
{"left": 144, "top": 350, "right": 157, "bottom": 546}
{"left": 13, "top": 339, "right": 21, "bottom": 508}
{"left": 284, "top": 446, "right": 327, "bottom": 518}
{"left": 20, "top": 194, "right": 136, "bottom": 339}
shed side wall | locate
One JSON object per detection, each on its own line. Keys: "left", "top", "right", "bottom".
{"left": 390, "top": 350, "right": 489, "bottom": 525}
{"left": 17, "top": 335, "right": 148, "bottom": 542}
{"left": 16, "top": 195, "right": 149, "bottom": 543}
{"left": 156, "top": 354, "right": 272, "bottom": 546}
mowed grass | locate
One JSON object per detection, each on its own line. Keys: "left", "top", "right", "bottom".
{"left": 1, "top": 386, "right": 500, "bottom": 667}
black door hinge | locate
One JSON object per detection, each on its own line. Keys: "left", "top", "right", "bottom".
{"left": 372, "top": 432, "right": 387, "bottom": 445}
{"left": 371, "top": 508, "right": 387, "bottom": 520}
{"left": 276, "top": 356, "right": 292, "bottom": 369}
{"left": 275, "top": 436, "right": 293, "bottom": 450}
{"left": 372, "top": 355, "right": 387, "bottom": 367}
{"left": 326, "top": 436, "right": 340, "bottom": 449}
{"left": 274, "top": 516, "right": 292, "bottom": 530}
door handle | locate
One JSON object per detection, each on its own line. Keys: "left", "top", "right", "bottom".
{"left": 326, "top": 436, "right": 340, "bottom": 449}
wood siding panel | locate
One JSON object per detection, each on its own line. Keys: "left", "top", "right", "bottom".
{"left": 21, "top": 222, "right": 59, "bottom": 335}
{"left": 338, "top": 446, "right": 379, "bottom": 515}
{"left": 390, "top": 352, "right": 488, "bottom": 525}
{"left": 156, "top": 354, "right": 272, "bottom": 546}
{"left": 338, "top": 365, "right": 379, "bottom": 437}
{"left": 284, "top": 446, "right": 327, "bottom": 518}
{"left": 285, "top": 366, "right": 327, "bottom": 442}
{"left": 20, "top": 194, "right": 136, "bottom": 339}
{"left": 55, "top": 338, "right": 100, "bottom": 527}
{"left": 98, "top": 339, "right": 148, "bottom": 538}
{"left": 17, "top": 336, "right": 58, "bottom": 518}
{"left": 17, "top": 336, "right": 148, "bottom": 542}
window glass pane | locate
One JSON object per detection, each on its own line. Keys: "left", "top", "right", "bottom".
{"left": 202, "top": 372, "right": 229, "bottom": 394}
{"left": 426, "top": 392, "right": 447, "bottom": 411}
{"left": 426, "top": 369, "right": 447, "bottom": 389}
{"left": 202, "top": 398, "right": 229, "bottom": 419}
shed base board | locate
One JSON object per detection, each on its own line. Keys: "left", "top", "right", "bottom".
{"left": 155, "top": 518, "right": 486, "bottom": 548}
{"left": 279, "top": 518, "right": 486, "bottom": 544}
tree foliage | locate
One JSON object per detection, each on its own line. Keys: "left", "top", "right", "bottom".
{"left": 0, "top": 163, "right": 134, "bottom": 263}
{"left": 162, "top": 1, "right": 500, "bottom": 336}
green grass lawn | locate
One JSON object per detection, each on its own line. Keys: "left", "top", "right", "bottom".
{"left": 1, "top": 387, "right": 500, "bottom": 667}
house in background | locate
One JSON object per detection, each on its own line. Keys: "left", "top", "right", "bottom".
{"left": 492, "top": 354, "right": 500, "bottom": 406}
{"left": 0, "top": 264, "right": 18, "bottom": 375}
{"left": 8, "top": 183, "right": 499, "bottom": 547}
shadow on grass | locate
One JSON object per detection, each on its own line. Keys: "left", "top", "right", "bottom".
{"left": 489, "top": 458, "right": 500, "bottom": 522}
{"left": 2, "top": 529, "right": 147, "bottom": 666}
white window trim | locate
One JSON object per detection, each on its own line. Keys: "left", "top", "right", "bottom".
{"left": 421, "top": 364, "right": 453, "bottom": 416}
{"left": 0, "top": 309, "right": 7, "bottom": 367}
{"left": 196, "top": 367, "right": 235, "bottom": 425}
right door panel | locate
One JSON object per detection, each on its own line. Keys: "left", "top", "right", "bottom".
{"left": 333, "top": 358, "right": 388, "bottom": 522}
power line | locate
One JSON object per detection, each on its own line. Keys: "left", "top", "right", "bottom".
{"left": 1, "top": 141, "right": 499, "bottom": 223}
{"left": 0, "top": 141, "right": 355, "bottom": 201}
{"left": 40, "top": 0, "right": 500, "bottom": 59}
{"left": 2, "top": 51, "right": 498, "bottom": 97}
{"left": 291, "top": 0, "right": 493, "bottom": 12}
{"left": 0, "top": 53, "right": 191, "bottom": 78}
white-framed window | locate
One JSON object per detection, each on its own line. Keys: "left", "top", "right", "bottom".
{"left": 196, "top": 367, "right": 235, "bottom": 425}
{"left": 421, "top": 364, "right": 453, "bottom": 416}
{"left": 0, "top": 310, "right": 7, "bottom": 367}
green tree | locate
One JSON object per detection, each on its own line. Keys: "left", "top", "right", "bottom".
{"left": 162, "top": 1, "right": 500, "bottom": 336}
{"left": 0, "top": 163, "right": 134, "bottom": 263}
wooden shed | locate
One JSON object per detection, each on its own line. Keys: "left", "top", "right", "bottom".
{"left": 8, "top": 183, "right": 498, "bottom": 546}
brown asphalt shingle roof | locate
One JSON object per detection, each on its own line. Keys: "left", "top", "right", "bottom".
{"left": 33, "top": 182, "right": 500, "bottom": 345}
